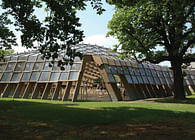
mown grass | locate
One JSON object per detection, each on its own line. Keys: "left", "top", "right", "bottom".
{"left": 0, "top": 96, "right": 195, "bottom": 140}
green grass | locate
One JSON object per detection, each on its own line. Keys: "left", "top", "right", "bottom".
{"left": 0, "top": 96, "right": 195, "bottom": 140}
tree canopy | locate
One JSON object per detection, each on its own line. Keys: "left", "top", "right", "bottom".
{"left": 0, "top": 0, "right": 104, "bottom": 65}
{"left": 107, "top": 0, "right": 195, "bottom": 99}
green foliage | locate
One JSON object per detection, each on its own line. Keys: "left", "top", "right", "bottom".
{"left": 0, "top": 0, "right": 105, "bottom": 64}
{"left": 0, "top": 49, "right": 14, "bottom": 59}
{"left": 107, "top": 0, "right": 195, "bottom": 64}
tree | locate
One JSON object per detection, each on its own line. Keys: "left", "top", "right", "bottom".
{"left": 0, "top": 0, "right": 104, "bottom": 66}
{"left": 107, "top": 0, "right": 195, "bottom": 99}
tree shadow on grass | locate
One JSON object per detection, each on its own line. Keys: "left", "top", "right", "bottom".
{"left": 149, "top": 95, "right": 195, "bottom": 105}
{"left": 1, "top": 99, "right": 195, "bottom": 139}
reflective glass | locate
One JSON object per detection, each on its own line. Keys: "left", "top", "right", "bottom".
{"left": 148, "top": 76, "right": 154, "bottom": 84}
{"left": 39, "top": 72, "right": 50, "bottom": 81}
{"left": 15, "top": 62, "right": 25, "bottom": 71}
{"left": 37, "top": 55, "right": 44, "bottom": 60}
{"left": 142, "top": 76, "right": 149, "bottom": 84}
{"left": 6, "top": 62, "right": 16, "bottom": 71}
{"left": 50, "top": 72, "right": 60, "bottom": 81}
{"left": 108, "top": 74, "right": 116, "bottom": 82}
{"left": 18, "top": 56, "right": 27, "bottom": 60}
{"left": 123, "top": 67, "right": 129, "bottom": 74}
{"left": 105, "top": 65, "right": 111, "bottom": 73}
{"left": 30, "top": 72, "right": 40, "bottom": 81}
{"left": 10, "top": 56, "right": 18, "bottom": 61}
{"left": 128, "top": 66, "right": 134, "bottom": 75}
{"left": 137, "top": 76, "right": 143, "bottom": 84}
{"left": 131, "top": 76, "right": 138, "bottom": 84}
{"left": 53, "top": 62, "right": 60, "bottom": 71}
{"left": 69, "top": 72, "right": 79, "bottom": 80}
{"left": 28, "top": 55, "right": 37, "bottom": 61}
{"left": 125, "top": 75, "right": 133, "bottom": 84}
{"left": 154, "top": 77, "right": 161, "bottom": 85}
{"left": 74, "top": 56, "right": 81, "bottom": 62}
{"left": 21, "top": 72, "right": 31, "bottom": 81}
{"left": 71, "top": 63, "right": 81, "bottom": 70}
{"left": 133, "top": 68, "right": 140, "bottom": 75}
{"left": 0, "top": 63, "right": 6, "bottom": 71}
{"left": 11, "top": 72, "right": 22, "bottom": 81}
{"left": 117, "top": 66, "right": 123, "bottom": 74}
{"left": 0, "top": 72, "right": 2, "bottom": 80}
{"left": 59, "top": 72, "right": 69, "bottom": 80}
{"left": 44, "top": 62, "right": 52, "bottom": 71}
{"left": 145, "top": 69, "right": 151, "bottom": 76}
{"left": 1, "top": 72, "right": 12, "bottom": 81}
{"left": 33, "top": 62, "right": 43, "bottom": 70}
{"left": 25, "top": 62, "right": 34, "bottom": 71}
{"left": 139, "top": 68, "right": 146, "bottom": 75}
{"left": 111, "top": 66, "right": 117, "bottom": 74}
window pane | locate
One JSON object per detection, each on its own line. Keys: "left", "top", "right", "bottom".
{"left": 6, "top": 62, "right": 16, "bottom": 71}
{"left": 1, "top": 72, "right": 12, "bottom": 81}
{"left": 50, "top": 72, "right": 60, "bottom": 81}
{"left": 142, "top": 76, "right": 149, "bottom": 84}
{"left": 30, "top": 72, "right": 40, "bottom": 81}
{"left": 111, "top": 66, "right": 117, "bottom": 74}
{"left": 108, "top": 74, "right": 116, "bottom": 82}
{"left": 11, "top": 72, "right": 22, "bottom": 81}
{"left": 10, "top": 56, "right": 18, "bottom": 61}
{"left": 137, "top": 76, "right": 143, "bottom": 84}
{"left": 53, "top": 62, "right": 60, "bottom": 71}
{"left": 0, "top": 63, "right": 6, "bottom": 71}
{"left": 37, "top": 55, "right": 44, "bottom": 60}
{"left": 132, "top": 76, "right": 138, "bottom": 84}
{"left": 15, "top": 62, "right": 25, "bottom": 71}
{"left": 28, "top": 55, "right": 37, "bottom": 61}
{"left": 69, "top": 72, "right": 79, "bottom": 80}
{"left": 33, "top": 62, "right": 43, "bottom": 70}
{"left": 128, "top": 66, "right": 135, "bottom": 75}
{"left": 74, "top": 56, "right": 81, "bottom": 62}
{"left": 21, "top": 72, "right": 31, "bottom": 81}
{"left": 39, "top": 72, "right": 50, "bottom": 81}
{"left": 59, "top": 72, "right": 69, "bottom": 80}
{"left": 71, "top": 63, "right": 81, "bottom": 70}
{"left": 18, "top": 56, "right": 27, "bottom": 60}
{"left": 125, "top": 75, "right": 133, "bottom": 84}
{"left": 44, "top": 61, "right": 52, "bottom": 71}
{"left": 105, "top": 65, "right": 111, "bottom": 73}
{"left": 25, "top": 62, "right": 34, "bottom": 71}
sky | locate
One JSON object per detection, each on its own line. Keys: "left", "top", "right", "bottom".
{"left": 12, "top": 0, "right": 118, "bottom": 52}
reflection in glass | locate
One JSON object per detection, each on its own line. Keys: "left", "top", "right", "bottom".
{"left": 6, "top": 62, "right": 16, "bottom": 71}
{"left": 50, "top": 72, "right": 60, "bottom": 81}
{"left": 39, "top": 72, "right": 50, "bottom": 81}
{"left": 69, "top": 72, "right": 79, "bottom": 80}
{"left": 131, "top": 76, "right": 138, "bottom": 84}
{"left": 25, "top": 62, "right": 34, "bottom": 71}
{"left": 105, "top": 65, "right": 111, "bottom": 73}
{"left": 1, "top": 72, "right": 12, "bottom": 81}
{"left": 18, "top": 56, "right": 27, "bottom": 60}
{"left": 15, "top": 62, "right": 25, "bottom": 71}
{"left": 10, "top": 56, "right": 18, "bottom": 61}
{"left": 137, "top": 76, "right": 143, "bottom": 84}
{"left": 53, "top": 62, "right": 60, "bottom": 71}
{"left": 71, "top": 63, "right": 81, "bottom": 70}
{"left": 125, "top": 75, "right": 133, "bottom": 84}
{"left": 33, "top": 62, "right": 43, "bottom": 70}
{"left": 142, "top": 76, "right": 149, "bottom": 84}
{"left": 44, "top": 62, "right": 52, "bottom": 71}
{"left": 28, "top": 55, "right": 37, "bottom": 61}
{"left": 128, "top": 66, "right": 134, "bottom": 75}
{"left": 21, "top": 72, "right": 31, "bottom": 81}
{"left": 11, "top": 72, "right": 22, "bottom": 81}
{"left": 30, "top": 72, "right": 40, "bottom": 81}
{"left": 108, "top": 74, "right": 115, "bottom": 82}
{"left": 0, "top": 63, "right": 6, "bottom": 71}
{"left": 59, "top": 72, "right": 69, "bottom": 80}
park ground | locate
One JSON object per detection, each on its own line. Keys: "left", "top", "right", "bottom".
{"left": 0, "top": 96, "right": 195, "bottom": 140}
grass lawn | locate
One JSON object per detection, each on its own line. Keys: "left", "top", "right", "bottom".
{"left": 0, "top": 96, "right": 195, "bottom": 140}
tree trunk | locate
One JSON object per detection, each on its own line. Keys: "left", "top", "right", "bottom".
{"left": 171, "top": 60, "right": 186, "bottom": 99}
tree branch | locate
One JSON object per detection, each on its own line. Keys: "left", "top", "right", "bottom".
{"left": 143, "top": 55, "right": 170, "bottom": 64}
{"left": 182, "top": 57, "right": 195, "bottom": 63}
{"left": 180, "top": 39, "right": 195, "bottom": 56}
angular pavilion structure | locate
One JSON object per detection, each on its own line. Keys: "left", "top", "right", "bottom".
{"left": 0, "top": 44, "right": 195, "bottom": 101}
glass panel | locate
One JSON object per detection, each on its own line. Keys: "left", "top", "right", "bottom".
{"left": 69, "top": 72, "right": 79, "bottom": 80}
{"left": 108, "top": 74, "right": 116, "bottom": 82}
{"left": 44, "top": 61, "right": 52, "bottom": 71}
{"left": 37, "top": 55, "right": 44, "bottom": 60}
{"left": 139, "top": 68, "right": 146, "bottom": 75}
{"left": 21, "top": 72, "right": 31, "bottom": 81}
{"left": 74, "top": 56, "right": 81, "bottom": 62}
{"left": 30, "top": 72, "right": 40, "bottom": 81}
{"left": 53, "top": 62, "right": 60, "bottom": 71}
{"left": 117, "top": 66, "right": 123, "bottom": 74}
{"left": 33, "top": 62, "right": 43, "bottom": 70}
{"left": 59, "top": 72, "right": 69, "bottom": 80}
{"left": 111, "top": 66, "right": 117, "bottom": 74}
{"left": 0, "top": 63, "right": 6, "bottom": 71}
{"left": 18, "top": 56, "right": 27, "bottom": 60}
{"left": 50, "top": 72, "right": 60, "bottom": 81}
{"left": 28, "top": 55, "right": 37, "bottom": 61}
{"left": 125, "top": 75, "right": 133, "bottom": 84}
{"left": 132, "top": 76, "right": 138, "bottom": 84}
{"left": 10, "top": 56, "right": 18, "bottom": 61}
{"left": 25, "top": 62, "right": 34, "bottom": 71}
{"left": 39, "top": 72, "right": 50, "bottom": 81}
{"left": 15, "top": 62, "right": 25, "bottom": 71}
{"left": 154, "top": 77, "right": 161, "bottom": 85}
{"left": 105, "top": 65, "right": 111, "bottom": 73}
{"left": 123, "top": 67, "right": 129, "bottom": 74}
{"left": 148, "top": 76, "right": 154, "bottom": 84}
{"left": 142, "top": 76, "right": 149, "bottom": 84}
{"left": 1, "top": 72, "right": 12, "bottom": 81}
{"left": 133, "top": 68, "right": 140, "bottom": 75}
{"left": 6, "top": 62, "right": 16, "bottom": 71}
{"left": 11, "top": 72, "right": 22, "bottom": 81}
{"left": 137, "top": 76, "right": 143, "bottom": 84}
{"left": 71, "top": 63, "right": 81, "bottom": 70}
{"left": 128, "top": 66, "right": 134, "bottom": 75}
{"left": 145, "top": 69, "right": 151, "bottom": 76}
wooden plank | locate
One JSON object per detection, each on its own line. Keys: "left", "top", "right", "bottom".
{"left": 62, "top": 81, "right": 72, "bottom": 101}
{"left": 41, "top": 83, "right": 52, "bottom": 99}
{"left": 52, "top": 82, "right": 62, "bottom": 100}
{"left": 23, "top": 83, "right": 35, "bottom": 98}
